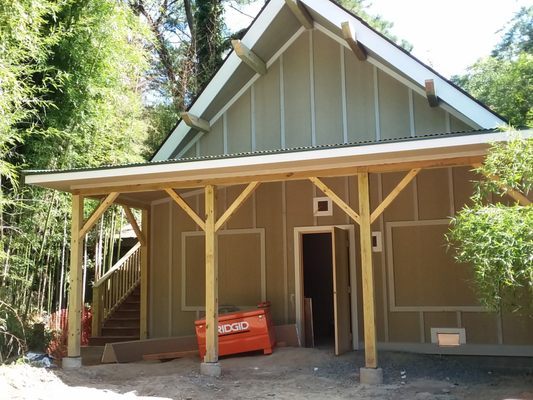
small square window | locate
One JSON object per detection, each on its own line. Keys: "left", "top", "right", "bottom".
{"left": 313, "top": 197, "right": 332, "bottom": 217}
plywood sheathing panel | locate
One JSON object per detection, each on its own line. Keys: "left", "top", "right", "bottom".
{"left": 391, "top": 224, "right": 479, "bottom": 307}
{"left": 313, "top": 30, "right": 343, "bottom": 145}
{"left": 453, "top": 166, "right": 477, "bottom": 211}
{"left": 225, "top": 185, "right": 254, "bottom": 229}
{"left": 502, "top": 314, "right": 533, "bottom": 345}
{"left": 344, "top": 48, "right": 376, "bottom": 142}
{"left": 285, "top": 180, "right": 315, "bottom": 322}
{"left": 382, "top": 172, "right": 416, "bottom": 221}
{"left": 284, "top": 34, "right": 312, "bottom": 148}
{"left": 151, "top": 203, "right": 171, "bottom": 337}
{"left": 185, "top": 235, "right": 205, "bottom": 307}
{"left": 413, "top": 92, "right": 447, "bottom": 135}
{"left": 417, "top": 168, "right": 451, "bottom": 220}
{"left": 199, "top": 118, "right": 224, "bottom": 156}
{"left": 171, "top": 204, "right": 197, "bottom": 336}
{"left": 256, "top": 182, "right": 286, "bottom": 325}
{"left": 255, "top": 60, "right": 281, "bottom": 151}
{"left": 227, "top": 89, "right": 252, "bottom": 154}
{"left": 377, "top": 69, "right": 410, "bottom": 140}
{"left": 462, "top": 313, "right": 499, "bottom": 344}
{"left": 450, "top": 115, "right": 473, "bottom": 132}
{"left": 388, "top": 312, "right": 420, "bottom": 342}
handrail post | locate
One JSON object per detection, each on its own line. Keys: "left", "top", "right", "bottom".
{"left": 91, "top": 285, "right": 102, "bottom": 337}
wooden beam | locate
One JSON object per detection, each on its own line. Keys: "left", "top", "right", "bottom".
{"left": 204, "top": 185, "right": 219, "bottom": 363}
{"left": 232, "top": 40, "right": 267, "bottom": 75}
{"left": 358, "top": 173, "right": 378, "bottom": 369}
{"left": 164, "top": 188, "right": 206, "bottom": 231}
{"left": 285, "top": 0, "right": 313, "bottom": 29}
{"left": 425, "top": 79, "right": 439, "bottom": 107}
{"left": 140, "top": 209, "right": 150, "bottom": 340}
{"left": 79, "top": 192, "right": 119, "bottom": 238}
{"left": 474, "top": 166, "right": 531, "bottom": 206}
{"left": 370, "top": 168, "right": 421, "bottom": 223}
{"left": 67, "top": 194, "right": 84, "bottom": 358}
{"left": 341, "top": 21, "right": 367, "bottom": 61}
{"left": 76, "top": 156, "right": 485, "bottom": 196}
{"left": 181, "top": 112, "right": 210, "bottom": 133}
{"left": 309, "top": 177, "right": 360, "bottom": 225}
{"left": 122, "top": 205, "right": 146, "bottom": 246}
{"left": 215, "top": 182, "right": 260, "bottom": 231}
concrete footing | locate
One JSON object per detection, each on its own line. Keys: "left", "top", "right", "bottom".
{"left": 359, "top": 367, "right": 383, "bottom": 384}
{"left": 62, "top": 356, "right": 82, "bottom": 369}
{"left": 200, "top": 362, "right": 221, "bottom": 377}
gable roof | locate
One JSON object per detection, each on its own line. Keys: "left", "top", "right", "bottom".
{"left": 151, "top": 0, "right": 506, "bottom": 161}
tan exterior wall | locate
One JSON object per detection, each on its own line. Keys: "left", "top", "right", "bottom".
{"left": 149, "top": 168, "right": 533, "bottom": 349}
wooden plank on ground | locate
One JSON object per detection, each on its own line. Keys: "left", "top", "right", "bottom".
{"left": 101, "top": 336, "right": 198, "bottom": 363}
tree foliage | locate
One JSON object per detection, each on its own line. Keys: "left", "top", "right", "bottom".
{"left": 448, "top": 137, "right": 533, "bottom": 314}
{"left": 453, "top": 6, "right": 533, "bottom": 128}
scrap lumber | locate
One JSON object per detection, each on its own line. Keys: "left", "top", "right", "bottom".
{"left": 142, "top": 350, "right": 199, "bottom": 361}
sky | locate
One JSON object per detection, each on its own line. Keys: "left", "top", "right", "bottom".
{"left": 225, "top": 0, "right": 529, "bottom": 78}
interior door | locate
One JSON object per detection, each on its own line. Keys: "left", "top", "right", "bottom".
{"left": 332, "top": 227, "right": 351, "bottom": 355}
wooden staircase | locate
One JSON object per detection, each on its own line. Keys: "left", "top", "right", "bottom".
{"left": 89, "top": 242, "right": 142, "bottom": 347}
{"left": 88, "top": 285, "right": 140, "bottom": 346}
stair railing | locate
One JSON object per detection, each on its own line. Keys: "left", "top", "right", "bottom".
{"left": 91, "top": 242, "right": 141, "bottom": 337}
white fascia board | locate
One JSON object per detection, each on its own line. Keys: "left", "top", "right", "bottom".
{"left": 301, "top": 0, "right": 506, "bottom": 128}
{"left": 25, "top": 131, "right": 524, "bottom": 189}
{"left": 152, "top": 0, "right": 286, "bottom": 161}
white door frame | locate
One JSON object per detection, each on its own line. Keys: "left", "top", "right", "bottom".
{"left": 293, "top": 224, "right": 359, "bottom": 350}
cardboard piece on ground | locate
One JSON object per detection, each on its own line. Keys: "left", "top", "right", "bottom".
{"left": 101, "top": 336, "right": 197, "bottom": 363}
{"left": 274, "top": 324, "right": 300, "bottom": 347}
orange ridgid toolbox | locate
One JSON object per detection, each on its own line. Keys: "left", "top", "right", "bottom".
{"left": 195, "top": 302, "right": 276, "bottom": 359}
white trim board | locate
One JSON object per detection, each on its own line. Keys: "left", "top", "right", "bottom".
{"left": 180, "top": 228, "right": 266, "bottom": 312}
{"left": 293, "top": 224, "right": 358, "bottom": 350}
{"left": 385, "top": 219, "right": 485, "bottom": 312}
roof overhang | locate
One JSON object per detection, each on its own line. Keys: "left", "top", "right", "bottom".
{"left": 24, "top": 131, "right": 529, "bottom": 201}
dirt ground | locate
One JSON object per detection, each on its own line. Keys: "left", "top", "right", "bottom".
{"left": 1, "top": 347, "right": 532, "bottom": 400}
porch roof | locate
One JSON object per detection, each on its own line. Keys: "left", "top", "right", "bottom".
{"left": 23, "top": 129, "right": 530, "bottom": 205}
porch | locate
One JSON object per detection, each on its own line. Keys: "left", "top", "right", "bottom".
{"left": 24, "top": 130, "right": 531, "bottom": 382}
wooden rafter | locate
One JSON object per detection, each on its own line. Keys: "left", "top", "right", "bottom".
{"left": 215, "top": 182, "right": 260, "bottom": 231}
{"left": 425, "top": 79, "right": 439, "bottom": 107}
{"left": 122, "top": 205, "right": 147, "bottom": 246}
{"left": 164, "top": 188, "right": 206, "bottom": 231}
{"left": 285, "top": 0, "right": 313, "bottom": 29}
{"left": 341, "top": 21, "right": 367, "bottom": 61}
{"left": 79, "top": 192, "right": 119, "bottom": 239}
{"left": 370, "top": 168, "right": 421, "bottom": 223}
{"left": 181, "top": 112, "right": 210, "bottom": 133}
{"left": 232, "top": 40, "right": 267, "bottom": 75}
{"left": 309, "top": 177, "right": 360, "bottom": 225}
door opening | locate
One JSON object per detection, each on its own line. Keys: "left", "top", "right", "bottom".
{"left": 302, "top": 233, "right": 334, "bottom": 347}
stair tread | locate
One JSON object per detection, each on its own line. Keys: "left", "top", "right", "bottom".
{"left": 106, "top": 317, "right": 140, "bottom": 321}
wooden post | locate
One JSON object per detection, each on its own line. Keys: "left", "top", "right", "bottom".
{"left": 91, "top": 285, "right": 101, "bottom": 337}
{"left": 357, "top": 173, "right": 378, "bottom": 369}
{"left": 140, "top": 209, "right": 150, "bottom": 340}
{"left": 204, "top": 185, "right": 218, "bottom": 363}
{"left": 67, "top": 194, "right": 84, "bottom": 360}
